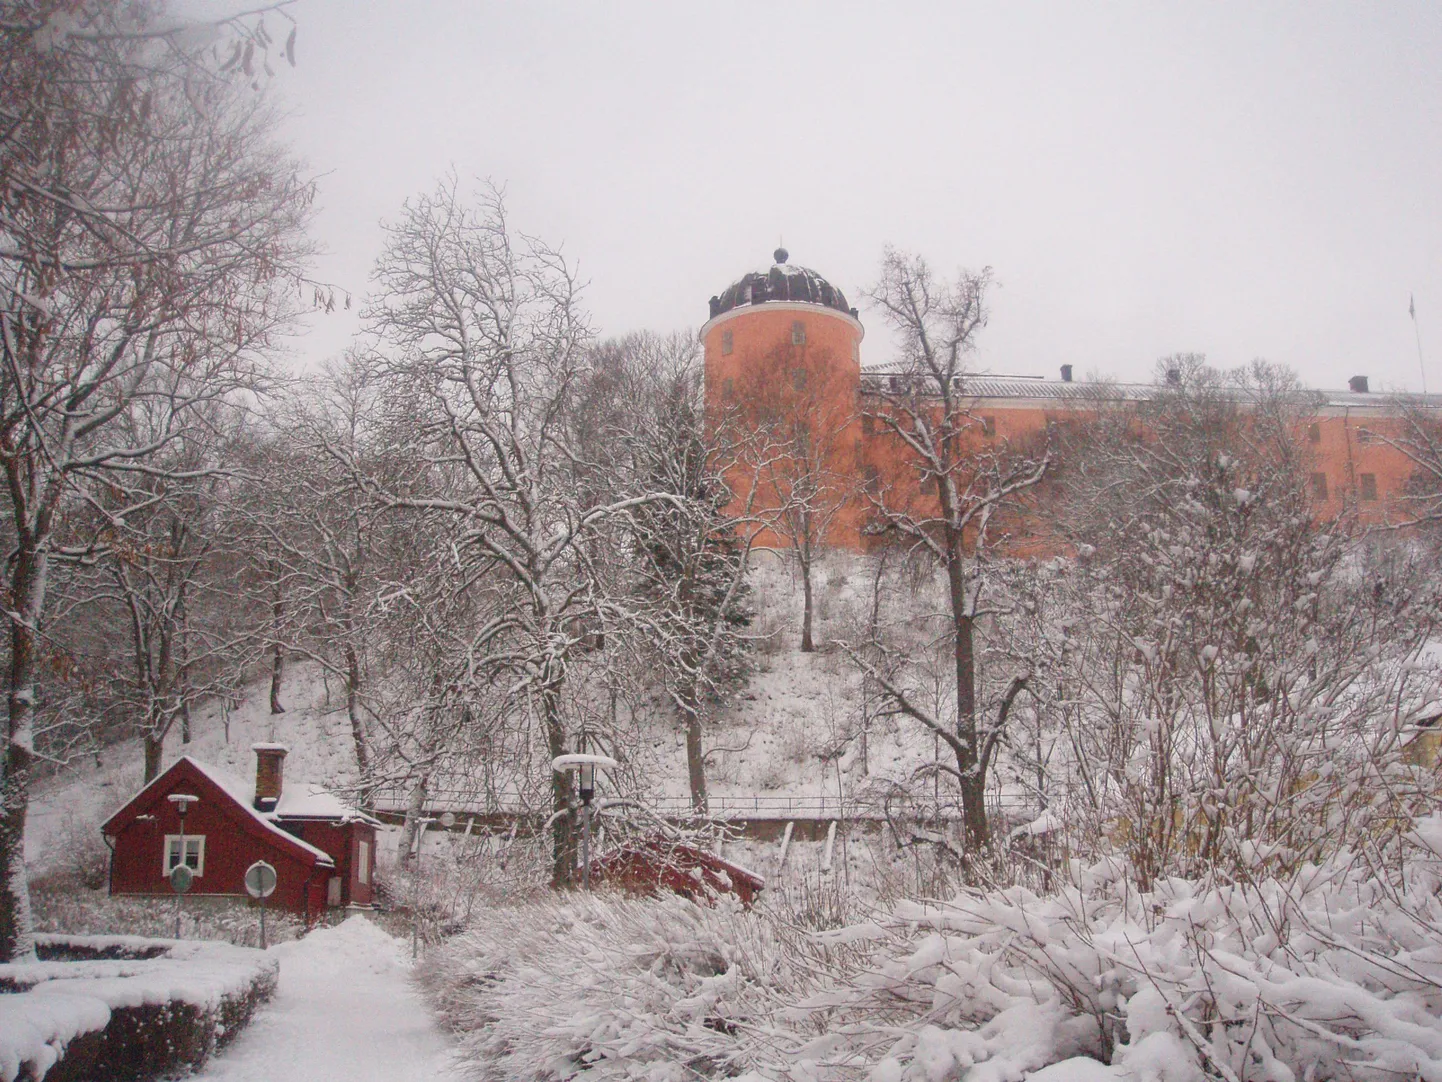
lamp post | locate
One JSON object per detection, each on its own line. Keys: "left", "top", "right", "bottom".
{"left": 166, "top": 793, "right": 199, "bottom": 938}
{"left": 550, "top": 753, "right": 619, "bottom": 890}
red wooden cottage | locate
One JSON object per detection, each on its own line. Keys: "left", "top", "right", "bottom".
{"left": 101, "top": 745, "right": 381, "bottom": 919}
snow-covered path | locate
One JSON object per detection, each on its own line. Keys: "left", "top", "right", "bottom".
{"left": 197, "top": 916, "right": 457, "bottom": 1082}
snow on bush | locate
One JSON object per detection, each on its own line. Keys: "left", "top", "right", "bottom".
{"left": 775, "top": 828, "right": 1442, "bottom": 1081}
{"left": 419, "top": 892, "right": 855, "bottom": 1081}
{"left": 0, "top": 934, "right": 276, "bottom": 1081}
{"left": 427, "top": 822, "right": 1442, "bottom": 1082}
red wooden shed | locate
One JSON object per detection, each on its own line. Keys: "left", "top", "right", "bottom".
{"left": 590, "top": 837, "right": 765, "bottom": 906}
{"left": 101, "top": 745, "right": 381, "bottom": 919}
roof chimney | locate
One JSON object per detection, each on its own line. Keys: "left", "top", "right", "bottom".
{"left": 1349, "top": 375, "right": 1369, "bottom": 394}
{"left": 252, "top": 743, "right": 288, "bottom": 811}
{"left": 1060, "top": 364, "right": 1073, "bottom": 383}
{"left": 1166, "top": 367, "right": 1182, "bottom": 386}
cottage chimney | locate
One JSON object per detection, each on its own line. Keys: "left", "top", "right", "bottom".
{"left": 1060, "top": 364, "right": 1073, "bottom": 383}
{"left": 1349, "top": 375, "right": 1369, "bottom": 394}
{"left": 252, "top": 743, "right": 288, "bottom": 811}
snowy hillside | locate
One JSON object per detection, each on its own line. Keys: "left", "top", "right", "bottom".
{"left": 25, "top": 549, "right": 1018, "bottom": 883}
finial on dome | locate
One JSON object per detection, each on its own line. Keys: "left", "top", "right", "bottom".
{"left": 773, "top": 246, "right": 789, "bottom": 265}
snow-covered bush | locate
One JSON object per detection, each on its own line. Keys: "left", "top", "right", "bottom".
{"left": 419, "top": 825, "right": 1442, "bottom": 1082}
{"left": 418, "top": 893, "right": 861, "bottom": 1081}
{"left": 767, "top": 823, "right": 1442, "bottom": 1081}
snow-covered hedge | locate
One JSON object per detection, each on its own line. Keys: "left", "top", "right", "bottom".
{"left": 0, "top": 934, "right": 276, "bottom": 1081}
{"left": 429, "top": 820, "right": 1442, "bottom": 1082}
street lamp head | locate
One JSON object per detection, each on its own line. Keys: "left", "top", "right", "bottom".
{"left": 550, "top": 753, "right": 617, "bottom": 807}
{"left": 167, "top": 793, "right": 199, "bottom": 817}
{"left": 578, "top": 761, "right": 595, "bottom": 804}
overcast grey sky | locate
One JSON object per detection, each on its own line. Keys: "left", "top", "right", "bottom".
{"left": 269, "top": 2, "right": 1442, "bottom": 392}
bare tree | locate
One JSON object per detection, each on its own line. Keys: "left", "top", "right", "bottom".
{"left": 80, "top": 413, "right": 243, "bottom": 782}
{"left": 728, "top": 344, "right": 854, "bottom": 651}
{"left": 605, "top": 334, "right": 758, "bottom": 814}
{"left": 845, "top": 250, "right": 1050, "bottom": 852}
{"left": 355, "top": 178, "right": 676, "bottom": 887}
{"left": 1039, "top": 358, "right": 1439, "bottom": 886}
{"left": 0, "top": 3, "right": 313, "bottom": 958}
{"left": 1377, "top": 395, "right": 1442, "bottom": 530}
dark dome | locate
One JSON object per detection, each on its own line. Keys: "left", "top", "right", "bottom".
{"left": 707, "top": 251, "right": 854, "bottom": 321}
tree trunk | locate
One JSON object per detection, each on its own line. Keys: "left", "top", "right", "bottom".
{"left": 680, "top": 679, "right": 708, "bottom": 815}
{"left": 143, "top": 733, "right": 164, "bottom": 784}
{"left": 542, "top": 684, "right": 576, "bottom": 889}
{"left": 345, "top": 644, "right": 370, "bottom": 780}
{"left": 178, "top": 593, "right": 191, "bottom": 744}
{"left": 269, "top": 641, "right": 285, "bottom": 715}
{"left": 945, "top": 550, "right": 989, "bottom": 851}
{"left": 800, "top": 554, "right": 815, "bottom": 653}
{"left": 269, "top": 583, "right": 285, "bottom": 714}
{"left": 0, "top": 546, "right": 47, "bottom": 962}
{"left": 399, "top": 773, "right": 430, "bottom": 865}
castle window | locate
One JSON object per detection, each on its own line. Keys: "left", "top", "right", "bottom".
{"left": 721, "top": 330, "right": 733, "bottom": 356}
{"left": 980, "top": 416, "right": 996, "bottom": 437}
{"left": 1307, "top": 422, "right": 1321, "bottom": 443}
{"left": 888, "top": 376, "right": 901, "bottom": 393}
{"left": 722, "top": 377, "right": 734, "bottom": 399}
{"left": 791, "top": 321, "right": 806, "bottom": 346}
{"left": 852, "top": 342, "right": 860, "bottom": 363}
{"left": 1360, "top": 473, "right": 1378, "bottom": 501}
{"left": 792, "top": 368, "right": 807, "bottom": 392}
{"left": 1311, "top": 472, "right": 1328, "bottom": 501}
{"left": 918, "top": 468, "right": 935, "bottom": 496}
{"left": 1358, "top": 427, "right": 1374, "bottom": 445}
{"left": 861, "top": 415, "right": 875, "bottom": 436}
{"left": 863, "top": 466, "right": 880, "bottom": 494}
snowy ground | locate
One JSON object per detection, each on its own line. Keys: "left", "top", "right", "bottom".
{"left": 196, "top": 916, "right": 456, "bottom": 1082}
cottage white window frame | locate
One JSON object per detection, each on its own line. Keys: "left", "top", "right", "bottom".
{"left": 357, "top": 840, "right": 372, "bottom": 886}
{"left": 163, "top": 835, "right": 205, "bottom": 877}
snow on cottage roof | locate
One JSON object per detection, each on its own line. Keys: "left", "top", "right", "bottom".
{"left": 274, "top": 784, "right": 382, "bottom": 827}
{"left": 176, "top": 759, "right": 338, "bottom": 866}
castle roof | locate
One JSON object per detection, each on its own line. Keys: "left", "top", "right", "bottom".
{"left": 859, "top": 364, "right": 1442, "bottom": 412}
{"left": 708, "top": 248, "right": 855, "bottom": 321}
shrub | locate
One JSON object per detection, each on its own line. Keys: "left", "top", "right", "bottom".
{"left": 418, "top": 893, "right": 861, "bottom": 1081}
{"left": 0, "top": 935, "right": 276, "bottom": 1081}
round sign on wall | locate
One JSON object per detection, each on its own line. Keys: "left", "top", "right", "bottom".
{"left": 244, "top": 861, "right": 278, "bottom": 900}
{"left": 169, "top": 864, "right": 194, "bottom": 894}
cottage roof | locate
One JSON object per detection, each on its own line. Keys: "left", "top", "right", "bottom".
{"left": 101, "top": 756, "right": 336, "bottom": 868}
{"left": 274, "top": 783, "right": 382, "bottom": 827}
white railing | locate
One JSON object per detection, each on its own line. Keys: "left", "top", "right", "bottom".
{"left": 370, "top": 787, "right": 1037, "bottom": 823}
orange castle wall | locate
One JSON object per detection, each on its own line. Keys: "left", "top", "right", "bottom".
{"left": 705, "top": 304, "right": 1423, "bottom": 552}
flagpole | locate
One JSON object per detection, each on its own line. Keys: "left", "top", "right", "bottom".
{"left": 1412, "top": 293, "right": 1428, "bottom": 395}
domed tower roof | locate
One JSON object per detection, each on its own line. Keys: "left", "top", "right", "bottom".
{"left": 707, "top": 248, "right": 856, "bottom": 321}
